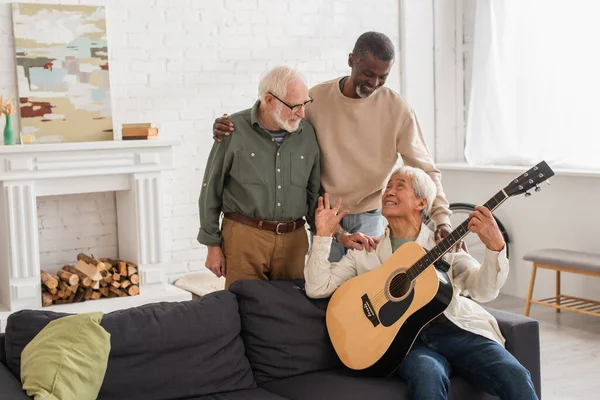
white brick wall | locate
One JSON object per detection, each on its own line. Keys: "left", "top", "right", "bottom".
{"left": 0, "top": 0, "right": 401, "bottom": 281}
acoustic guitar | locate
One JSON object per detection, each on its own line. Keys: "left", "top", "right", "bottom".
{"left": 325, "top": 161, "right": 554, "bottom": 377}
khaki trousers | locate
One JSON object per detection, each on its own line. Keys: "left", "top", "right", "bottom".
{"left": 221, "top": 217, "right": 309, "bottom": 289}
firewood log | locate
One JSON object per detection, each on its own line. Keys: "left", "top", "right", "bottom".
{"left": 127, "top": 285, "right": 140, "bottom": 296}
{"left": 84, "top": 287, "right": 93, "bottom": 300}
{"left": 112, "top": 273, "right": 121, "bottom": 282}
{"left": 127, "top": 265, "right": 138, "bottom": 276}
{"left": 130, "top": 274, "right": 140, "bottom": 285}
{"left": 118, "top": 261, "right": 128, "bottom": 277}
{"left": 99, "top": 287, "right": 109, "bottom": 297}
{"left": 91, "top": 280, "right": 100, "bottom": 290}
{"left": 91, "top": 291, "right": 102, "bottom": 300}
{"left": 62, "top": 265, "right": 93, "bottom": 287}
{"left": 42, "top": 292, "right": 53, "bottom": 307}
{"left": 102, "top": 273, "right": 113, "bottom": 284}
{"left": 73, "top": 287, "right": 86, "bottom": 302}
{"left": 57, "top": 269, "right": 79, "bottom": 286}
{"left": 121, "top": 280, "right": 132, "bottom": 289}
{"left": 111, "top": 280, "right": 121, "bottom": 289}
{"left": 74, "top": 260, "right": 102, "bottom": 281}
{"left": 41, "top": 270, "right": 58, "bottom": 289}
{"left": 99, "top": 257, "right": 119, "bottom": 268}
{"left": 77, "top": 253, "right": 102, "bottom": 267}
{"left": 96, "top": 262, "right": 107, "bottom": 272}
{"left": 108, "top": 286, "right": 125, "bottom": 296}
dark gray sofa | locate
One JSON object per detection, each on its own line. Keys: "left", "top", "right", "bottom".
{"left": 0, "top": 280, "right": 541, "bottom": 400}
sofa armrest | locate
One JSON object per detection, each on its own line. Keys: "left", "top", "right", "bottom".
{"left": 0, "top": 363, "right": 30, "bottom": 400}
{"left": 485, "top": 307, "right": 541, "bottom": 399}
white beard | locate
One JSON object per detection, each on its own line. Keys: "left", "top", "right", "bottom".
{"left": 272, "top": 105, "right": 301, "bottom": 132}
{"left": 356, "top": 84, "right": 378, "bottom": 98}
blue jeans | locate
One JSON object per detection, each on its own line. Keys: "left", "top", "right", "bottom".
{"left": 398, "top": 320, "right": 538, "bottom": 400}
{"left": 328, "top": 209, "right": 386, "bottom": 262}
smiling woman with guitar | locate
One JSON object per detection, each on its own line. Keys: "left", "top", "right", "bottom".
{"left": 304, "top": 164, "right": 548, "bottom": 400}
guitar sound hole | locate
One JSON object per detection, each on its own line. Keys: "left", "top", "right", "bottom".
{"left": 389, "top": 272, "right": 411, "bottom": 299}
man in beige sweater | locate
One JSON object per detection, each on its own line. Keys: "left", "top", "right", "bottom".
{"left": 213, "top": 32, "right": 452, "bottom": 262}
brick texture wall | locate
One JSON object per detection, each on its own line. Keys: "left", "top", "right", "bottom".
{"left": 0, "top": 0, "right": 401, "bottom": 280}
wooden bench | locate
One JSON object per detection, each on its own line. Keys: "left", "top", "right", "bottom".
{"left": 524, "top": 248, "right": 600, "bottom": 317}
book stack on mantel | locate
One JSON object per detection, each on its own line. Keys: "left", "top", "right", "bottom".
{"left": 122, "top": 122, "right": 158, "bottom": 140}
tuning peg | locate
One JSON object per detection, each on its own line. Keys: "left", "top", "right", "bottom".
{"left": 524, "top": 191, "right": 531, "bottom": 197}
{"left": 545, "top": 180, "right": 551, "bottom": 185}
{"left": 535, "top": 185, "right": 541, "bottom": 192}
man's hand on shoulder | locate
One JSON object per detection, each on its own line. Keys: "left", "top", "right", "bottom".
{"left": 213, "top": 114, "right": 235, "bottom": 142}
{"left": 338, "top": 232, "right": 379, "bottom": 252}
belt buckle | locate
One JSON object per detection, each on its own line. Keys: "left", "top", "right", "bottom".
{"left": 275, "top": 222, "right": 286, "bottom": 235}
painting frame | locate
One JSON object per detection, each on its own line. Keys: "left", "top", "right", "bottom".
{"left": 11, "top": 3, "right": 114, "bottom": 144}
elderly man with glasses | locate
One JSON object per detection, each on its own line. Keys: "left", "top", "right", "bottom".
{"left": 197, "top": 65, "right": 320, "bottom": 289}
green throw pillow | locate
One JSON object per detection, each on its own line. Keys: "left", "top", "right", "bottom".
{"left": 20, "top": 312, "right": 111, "bottom": 400}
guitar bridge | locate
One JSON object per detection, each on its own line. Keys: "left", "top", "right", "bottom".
{"left": 361, "top": 294, "right": 380, "bottom": 327}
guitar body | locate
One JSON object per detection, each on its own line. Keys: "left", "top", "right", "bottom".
{"left": 325, "top": 241, "right": 454, "bottom": 377}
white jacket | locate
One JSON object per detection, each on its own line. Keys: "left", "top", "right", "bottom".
{"left": 304, "top": 224, "right": 509, "bottom": 346}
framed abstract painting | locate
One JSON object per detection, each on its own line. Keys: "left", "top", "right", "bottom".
{"left": 11, "top": 3, "right": 114, "bottom": 143}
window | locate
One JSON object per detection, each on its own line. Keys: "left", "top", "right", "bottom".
{"left": 465, "top": 0, "right": 600, "bottom": 169}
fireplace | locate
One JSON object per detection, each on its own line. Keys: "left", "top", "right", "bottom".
{"left": 0, "top": 139, "right": 192, "bottom": 332}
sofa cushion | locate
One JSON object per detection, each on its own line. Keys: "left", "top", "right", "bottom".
{"left": 260, "top": 369, "right": 496, "bottom": 400}
{"left": 228, "top": 279, "right": 343, "bottom": 384}
{"left": 21, "top": 312, "right": 111, "bottom": 400}
{"left": 5, "top": 290, "right": 256, "bottom": 400}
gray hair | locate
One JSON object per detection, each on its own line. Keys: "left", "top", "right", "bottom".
{"left": 390, "top": 165, "right": 437, "bottom": 217}
{"left": 258, "top": 65, "right": 307, "bottom": 102}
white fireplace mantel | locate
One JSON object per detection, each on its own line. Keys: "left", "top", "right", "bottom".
{"left": 0, "top": 139, "right": 191, "bottom": 332}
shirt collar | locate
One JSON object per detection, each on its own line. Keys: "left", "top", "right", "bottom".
{"left": 383, "top": 223, "right": 432, "bottom": 247}
{"left": 250, "top": 99, "right": 303, "bottom": 134}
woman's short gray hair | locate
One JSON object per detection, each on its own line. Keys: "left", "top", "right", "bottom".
{"left": 258, "top": 65, "right": 307, "bottom": 102}
{"left": 390, "top": 165, "right": 437, "bottom": 217}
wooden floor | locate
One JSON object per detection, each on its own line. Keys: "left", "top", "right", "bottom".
{"left": 487, "top": 294, "right": 600, "bottom": 400}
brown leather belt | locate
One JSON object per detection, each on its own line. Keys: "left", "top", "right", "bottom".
{"left": 224, "top": 213, "right": 305, "bottom": 235}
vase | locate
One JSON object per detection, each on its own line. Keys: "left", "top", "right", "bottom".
{"left": 3, "top": 114, "right": 16, "bottom": 145}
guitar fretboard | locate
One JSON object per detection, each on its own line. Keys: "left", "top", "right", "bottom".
{"left": 406, "top": 190, "right": 508, "bottom": 280}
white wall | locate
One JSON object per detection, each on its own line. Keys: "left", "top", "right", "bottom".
{"left": 0, "top": 0, "right": 402, "bottom": 280}
{"left": 436, "top": 0, "right": 600, "bottom": 303}
{"left": 440, "top": 168, "right": 600, "bottom": 303}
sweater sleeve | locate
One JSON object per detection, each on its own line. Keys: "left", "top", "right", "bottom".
{"left": 396, "top": 108, "right": 452, "bottom": 227}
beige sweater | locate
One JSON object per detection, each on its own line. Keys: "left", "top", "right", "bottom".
{"left": 306, "top": 78, "right": 451, "bottom": 227}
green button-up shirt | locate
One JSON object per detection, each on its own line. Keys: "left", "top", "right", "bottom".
{"left": 197, "top": 100, "right": 321, "bottom": 247}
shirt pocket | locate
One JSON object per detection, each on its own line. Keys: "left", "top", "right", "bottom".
{"left": 290, "top": 152, "right": 312, "bottom": 187}
{"left": 234, "top": 150, "right": 265, "bottom": 185}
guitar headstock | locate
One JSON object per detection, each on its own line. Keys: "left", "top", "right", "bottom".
{"left": 504, "top": 161, "right": 555, "bottom": 198}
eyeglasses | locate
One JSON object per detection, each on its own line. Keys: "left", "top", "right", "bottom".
{"left": 268, "top": 92, "right": 314, "bottom": 111}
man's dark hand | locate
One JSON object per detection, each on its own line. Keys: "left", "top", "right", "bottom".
{"left": 338, "top": 232, "right": 380, "bottom": 252}
{"left": 213, "top": 114, "right": 235, "bottom": 142}
{"left": 434, "top": 223, "right": 452, "bottom": 243}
